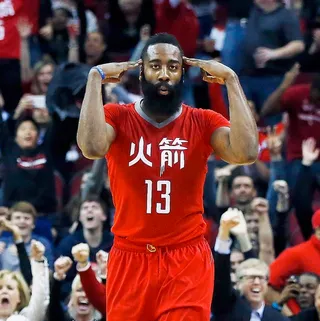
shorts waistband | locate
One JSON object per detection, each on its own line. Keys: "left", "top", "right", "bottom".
{"left": 113, "top": 235, "right": 205, "bottom": 253}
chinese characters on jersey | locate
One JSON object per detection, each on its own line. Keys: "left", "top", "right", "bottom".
{"left": 129, "top": 137, "right": 188, "bottom": 176}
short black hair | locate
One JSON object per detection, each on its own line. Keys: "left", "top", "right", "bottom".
{"left": 140, "top": 33, "right": 184, "bottom": 61}
{"left": 15, "top": 115, "right": 40, "bottom": 135}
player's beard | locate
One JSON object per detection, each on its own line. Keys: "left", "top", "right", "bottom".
{"left": 140, "top": 72, "right": 183, "bottom": 117}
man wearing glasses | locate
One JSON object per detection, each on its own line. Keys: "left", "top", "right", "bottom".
{"left": 212, "top": 208, "right": 289, "bottom": 320}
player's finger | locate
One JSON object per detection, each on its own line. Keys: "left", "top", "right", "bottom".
{"left": 127, "top": 60, "right": 142, "bottom": 70}
{"left": 183, "top": 57, "right": 202, "bottom": 67}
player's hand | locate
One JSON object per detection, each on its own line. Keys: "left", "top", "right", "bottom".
{"left": 54, "top": 256, "right": 73, "bottom": 280}
{"left": 91, "top": 60, "right": 142, "bottom": 84}
{"left": 251, "top": 197, "right": 269, "bottom": 216}
{"left": 183, "top": 57, "right": 235, "bottom": 84}
{"left": 72, "top": 243, "right": 90, "bottom": 265}
{"left": 30, "top": 240, "right": 45, "bottom": 261}
{"left": 302, "top": 137, "right": 319, "bottom": 166}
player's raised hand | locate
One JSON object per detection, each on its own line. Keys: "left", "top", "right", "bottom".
{"left": 91, "top": 60, "right": 142, "bottom": 84}
{"left": 183, "top": 57, "right": 235, "bottom": 84}
{"left": 72, "top": 243, "right": 90, "bottom": 265}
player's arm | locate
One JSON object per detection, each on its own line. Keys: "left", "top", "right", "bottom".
{"left": 184, "top": 57, "right": 258, "bottom": 165}
{"left": 77, "top": 61, "right": 141, "bottom": 159}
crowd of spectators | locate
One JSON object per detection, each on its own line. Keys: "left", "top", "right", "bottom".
{"left": 0, "top": 0, "right": 319, "bottom": 320}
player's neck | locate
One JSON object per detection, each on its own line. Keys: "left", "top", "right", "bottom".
{"left": 83, "top": 227, "right": 103, "bottom": 248}
{"left": 141, "top": 101, "right": 174, "bottom": 123}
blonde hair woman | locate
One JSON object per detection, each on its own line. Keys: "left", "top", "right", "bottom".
{"left": 0, "top": 240, "right": 50, "bottom": 321}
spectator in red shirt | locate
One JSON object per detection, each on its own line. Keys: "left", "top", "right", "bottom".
{"left": 260, "top": 64, "right": 320, "bottom": 189}
{"left": 268, "top": 210, "right": 320, "bottom": 304}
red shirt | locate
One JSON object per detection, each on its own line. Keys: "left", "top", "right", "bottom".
{"left": 269, "top": 235, "right": 320, "bottom": 289}
{"left": 258, "top": 123, "right": 285, "bottom": 162}
{"left": 104, "top": 101, "right": 230, "bottom": 246}
{"left": 281, "top": 84, "right": 320, "bottom": 161}
{"left": 155, "top": 0, "right": 199, "bottom": 58}
{"left": 0, "top": 0, "right": 24, "bottom": 59}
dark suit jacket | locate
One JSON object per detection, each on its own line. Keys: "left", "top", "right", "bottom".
{"left": 290, "top": 308, "right": 318, "bottom": 321}
{"left": 212, "top": 251, "right": 290, "bottom": 321}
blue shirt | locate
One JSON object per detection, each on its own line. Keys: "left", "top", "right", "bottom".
{"left": 0, "top": 233, "right": 54, "bottom": 270}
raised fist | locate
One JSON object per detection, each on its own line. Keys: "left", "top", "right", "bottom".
{"left": 273, "top": 180, "right": 289, "bottom": 196}
{"left": 72, "top": 243, "right": 90, "bottom": 264}
{"left": 251, "top": 197, "right": 269, "bottom": 215}
{"left": 54, "top": 256, "right": 73, "bottom": 280}
{"left": 30, "top": 240, "right": 45, "bottom": 261}
{"left": 96, "top": 250, "right": 109, "bottom": 278}
{"left": 220, "top": 208, "right": 241, "bottom": 232}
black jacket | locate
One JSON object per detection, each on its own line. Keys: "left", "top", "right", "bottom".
{"left": 290, "top": 308, "right": 319, "bottom": 321}
{"left": 212, "top": 251, "right": 289, "bottom": 321}
{"left": 0, "top": 115, "right": 56, "bottom": 213}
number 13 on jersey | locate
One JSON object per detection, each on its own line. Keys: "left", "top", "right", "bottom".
{"left": 145, "top": 180, "right": 171, "bottom": 214}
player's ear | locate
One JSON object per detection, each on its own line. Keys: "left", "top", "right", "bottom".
{"left": 139, "top": 65, "right": 143, "bottom": 81}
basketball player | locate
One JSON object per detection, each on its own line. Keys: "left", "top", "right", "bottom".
{"left": 77, "top": 33, "right": 258, "bottom": 321}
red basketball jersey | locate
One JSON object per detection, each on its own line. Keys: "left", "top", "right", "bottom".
{"left": 104, "top": 101, "right": 230, "bottom": 246}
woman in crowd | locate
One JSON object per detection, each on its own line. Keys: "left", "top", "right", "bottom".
{"left": 0, "top": 240, "right": 49, "bottom": 321}
{"left": 50, "top": 256, "right": 104, "bottom": 321}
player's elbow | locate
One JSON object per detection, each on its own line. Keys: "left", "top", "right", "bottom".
{"left": 78, "top": 145, "right": 106, "bottom": 160}
{"left": 234, "top": 146, "right": 259, "bottom": 165}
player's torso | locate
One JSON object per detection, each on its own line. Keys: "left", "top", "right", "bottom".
{"left": 0, "top": 0, "right": 24, "bottom": 59}
{"left": 106, "top": 101, "right": 212, "bottom": 245}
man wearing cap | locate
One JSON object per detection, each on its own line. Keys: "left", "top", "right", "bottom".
{"left": 268, "top": 209, "right": 320, "bottom": 303}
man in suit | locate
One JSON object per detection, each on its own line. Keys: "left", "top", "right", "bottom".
{"left": 212, "top": 208, "right": 289, "bottom": 321}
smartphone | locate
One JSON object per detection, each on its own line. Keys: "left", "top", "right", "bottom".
{"left": 29, "top": 95, "right": 46, "bottom": 109}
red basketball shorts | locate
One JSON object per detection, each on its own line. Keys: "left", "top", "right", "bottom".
{"left": 106, "top": 236, "right": 214, "bottom": 321}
